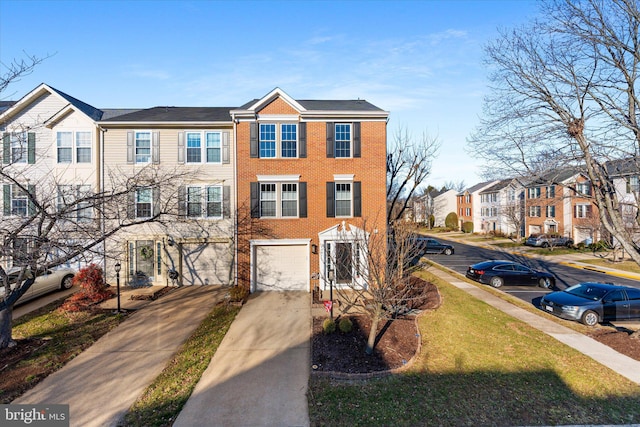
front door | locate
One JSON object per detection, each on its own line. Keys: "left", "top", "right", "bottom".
{"left": 129, "top": 240, "right": 155, "bottom": 286}
{"left": 335, "top": 242, "right": 353, "bottom": 285}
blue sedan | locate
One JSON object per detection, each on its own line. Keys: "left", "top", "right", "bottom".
{"left": 540, "top": 282, "right": 640, "bottom": 326}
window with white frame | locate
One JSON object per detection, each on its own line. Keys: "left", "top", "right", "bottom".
{"left": 11, "top": 185, "right": 28, "bottom": 216}
{"left": 546, "top": 205, "right": 555, "bottom": 217}
{"left": 258, "top": 123, "right": 297, "bottom": 158}
{"left": 465, "top": 194, "right": 470, "bottom": 203}
{"left": 465, "top": 207, "right": 471, "bottom": 216}
{"left": 136, "top": 188, "right": 152, "bottom": 218}
{"left": 260, "top": 183, "right": 277, "bottom": 217}
{"left": 57, "top": 184, "right": 93, "bottom": 221}
{"left": 546, "top": 185, "right": 555, "bottom": 198}
{"left": 57, "top": 131, "right": 91, "bottom": 163}
{"left": 529, "top": 206, "right": 541, "bottom": 217}
{"left": 528, "top": 187, "right": 541, "bottom": 198}
{"left": 10, "top": 133, "right": 28, "bottom": 163}
{"left": 186, "top": 185, "right": 222, "bottom": 218}
{"left": 135, "top": 132, "right": 151, "bottom": 164}
{"left": 281, "top": 183, "right": 298, "bottom": 216}
{"left": 335, "top": 183, "right": 352, "bottom": 217}
{"left": 335, "top": 124, "right": 351, "bottom": 158}
{"left": 576, "top": 181, "right": 591, "bottom": 196}
{"left": 186, "top": 131, "right": 222, "bottom": 163}
{"left": 626, "top": 176, "right": 639, "bottom": 193}
{"left": 575, "top": 203, "right": 591, "bottom": 218}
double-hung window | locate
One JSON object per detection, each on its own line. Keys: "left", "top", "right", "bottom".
{"left": 183, "top": 185, "right": 224, "bottom": 218}
{"left": 576, "top": 181, "right": 591, "bottom": 196}
{"left": 528, "top": 187, "right": 541, "bottom": 199}
{"left": 57, "top": 132, "right": 73, "bottom": 163}
{"left": 57, "top": 184, "right": 93, "bottom": 221}
{"left": 575, "top": 204, "right": 591, "bottom": 218}
{"left": 627, "top": 176, "right": 640, "bottom": 193}
{"left": 546, "top": 185, "right": 555, "bottom": 198}
{"left": 136, "top": 188, "right": 153, "bottom": 218}
{"left": 11, "top": 185, "right": 28, "bottom": 216}
{"left": 186, "top": 131, "right": 222, "bottom": 163}
{"left": 335, "top": 183, "right": 352, "bottom": 217}
{"left": 57, "top": 131, "right": 91, "bottom": 163}
{"left": 335, "top": 124, "right": 351, "bottom": 158}
{"left": 135, "top": 132, "right": 152, "bottom": 164}
{"left": 252, "top": 123, "right": 299, "bottom": 159}
{"left": 251, "top": 178, "right": 305, "bottom": 219}
{"left": 546, "top": 205, "right": 556, "bottom": 217}
{"left": 529, "top": 206, "right": 541, "bottom": 217}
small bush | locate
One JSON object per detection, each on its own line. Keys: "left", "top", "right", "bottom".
{"left": 229, "top": 285, "right": 249, "bottom": 303}
{"left": 338, "top": 317, "right": 353, "bottom": 333}
{"left": 445, "top": 212, "right": 458, "bottom": 230}
{"left": 62, "top": 264, "right": 114, "bottom": 312}
{"left": 322, "top": 318, "right": 336, "bottom": 334}
{"left": 462, "top": 221, "right": 474, "bottom": 233}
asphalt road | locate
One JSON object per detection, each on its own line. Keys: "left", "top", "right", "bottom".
{"left": 422, "top": 236, "right": 640, "bottom": 308}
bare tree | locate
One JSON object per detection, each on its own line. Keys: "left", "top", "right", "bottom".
{"left": 327, "top": 220, "right": 430, "bottom": 354}
{"left": 441, "top": 180, "right": 466, "bottom": 193}
{"left": 0, "top": 161, "right": 191, "bottom": 348}
{"left": 387, "top": 126, "right": 440, "bottom": 224}
{"left": 1, "top": 52, "right": 53, "bottom": 96}
{"left": 468, "top": 0, "right": 640, "bottom": 265}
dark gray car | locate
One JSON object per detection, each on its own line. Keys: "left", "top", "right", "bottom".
{"left": 416, "top": 237, "right": 454, "bottom": 255}
{"left": 540, "top": 282, "right": 640, "bottom": 326}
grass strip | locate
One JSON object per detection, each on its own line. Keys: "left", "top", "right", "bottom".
{"left": 2, "top": 299, "right": 124, "bottom": 403}
{"left": 308, "top": 272, "right": 640, "bottom": 426}
{"left": 122, "top": 303, "right": 240, "bottom": 427}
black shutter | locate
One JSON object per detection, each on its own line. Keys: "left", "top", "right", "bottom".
{"left": 299, "top": 182, "right": 307, "bottom": 218}
{"left": 299, "top": 122, "right": 307, "bottom": 158}
{"left": 326, "top": 182, "right": 335, "bottom": 218}
{"left": 326, "top": 122, "right": 334, "bottom": 158}
{"left": 250, "top": 182, "right": 260, "bottom": 218}
{"left": 353, "top": 122, "right": 361, "bottom": 158}
{"left": 353, "top": 181, "right": 362, "bottom": 217}
{"left": 27, "top": 133, "right": 36, "bottom": 164}
{"left": 250, "top": 123, "right": 259, "bottom": 158}
{"left": 127, "top": 191, "right": 136, "bottom": 219}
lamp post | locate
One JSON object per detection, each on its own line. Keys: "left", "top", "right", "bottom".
{"left": 327, "top": 269, "right": 334, "bottom": 320}
{"left": 114, "top": 261, "right": 122, "bottom": 313}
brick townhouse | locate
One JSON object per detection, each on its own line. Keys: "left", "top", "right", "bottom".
{"left": 231, "top": 88, "right": 388, "bottom": 293}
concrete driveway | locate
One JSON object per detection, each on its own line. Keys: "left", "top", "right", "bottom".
{"left": 174, "top": 291, "right": 311, "bottom": 427}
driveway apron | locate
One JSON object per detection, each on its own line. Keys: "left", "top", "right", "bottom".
{"left": 173, "top": 291, "right": 311, "bottom": 427}
{"left": 13, "top": 286, "right": 227, "bottom": 427}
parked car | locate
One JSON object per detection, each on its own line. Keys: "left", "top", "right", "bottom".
{"left": 415, "top": 237, "right": 455, "bottom": 255}
{"left": 466, "top": 260, "right": 555, "bottom": 288}
{"left": 1, "top": 267, "right": 75, "bottom": 305}
{"left": 525, "top": 233, "right": 574, "bottom": 248}
{"left": 540, "top": 282, "right": 640, "bottom": 326}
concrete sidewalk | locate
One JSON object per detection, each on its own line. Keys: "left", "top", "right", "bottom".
{"left": 14, "top": 285, "right": 227, "bottom": 427}
{"left": 173, "top": 291, "right": 311, "bottom": 427}
{"left": 430, "top": 267, "right": 640, "bottom": 385}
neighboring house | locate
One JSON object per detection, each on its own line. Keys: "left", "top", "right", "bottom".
{"left": 0, "top": 83, "right": 106, "bottom": 270}
{"left": 478, "top": 179, "right": 525, "bottom": 236}
{"left": 99, "top": 107, "right": 237, "bottom": 287}
{"left": 457, "top": 180, "right": 499, "bottom": 232}
{"left": 415, "top": 188, "right": 457, "bottom": 227}
{"left": 523, "top": 168, "right": 599, "bottom": 243}
{"left": 231, "top": 88, "right": 389, "bottom": 293}
{"left": 608, "top": 157, "right": 640, "bottom": 243}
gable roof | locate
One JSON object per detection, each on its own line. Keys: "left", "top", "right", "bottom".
{"left": 459, "top": 180, "right": 499, "bottom": 195}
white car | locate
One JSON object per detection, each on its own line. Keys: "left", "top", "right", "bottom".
{"left": 2, "top": 267, "right": 75, "bottom": 305}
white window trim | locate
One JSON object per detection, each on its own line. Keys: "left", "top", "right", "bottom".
{"left": 258, "top": 122, "right": 299, "bottom": 159}
{"left": 136, "top": 187, "right": 153, "bottom": 218}
{"left": 186, "top": 184, "right": 223, "bottom": 219}
{"left": 335, "top": 181, "right": 353, "bottom": 218}
{"left": 185, "top": 130, "right": 222, "bottom": 164}
{"left": 257, "top": 179, "right": 300, "bottom": 218}
{"left": 135, "top": 130, "right": 152, "bottom": 164}
{"left": 334, "top": 123, "right": 353, "bottom": 159}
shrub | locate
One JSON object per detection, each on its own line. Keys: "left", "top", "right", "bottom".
{"left": 428, "top": 215, "right": 435, "bottom": 229}
{"left": 62, "top": 264, "right": 114, "bottom": 312}
{"left": 322, "top": 318, "right": 336, "bottom": 334}
{"left": 338, "top": 317, "right": 353, "bottom": 333}
{"left": 229, "top": 285, "right": 249, "bottom": 303}
{"left": 445, "top": 212, "right": 458, "bottom": 230}
{"left": 462, "top": 221, "right": 474, "bottom": 233}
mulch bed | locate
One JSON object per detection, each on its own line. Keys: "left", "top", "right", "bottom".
{"left": 588, "top": 327, "right": 640, "bottom": 361}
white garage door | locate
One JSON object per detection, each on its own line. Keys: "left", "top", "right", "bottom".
{"left": 254, "top": 244, "right": 308, "bottom": 291}
{"left": 182, "top": 242, "right": 232, "bottom": 286}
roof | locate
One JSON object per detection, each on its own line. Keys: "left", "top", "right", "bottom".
{"left": 606, "top": 157, "right": 640, "bottom": 177}
{"left": 100, "top": 109, "right": 142, "bottom": 120}
{"left": 47, "top": 85, "right": 104, "bottom": 121}
{"left": 459, "top": 180, "right": 499, "bottom": 195}
{"left": 237, "top": 98, "right": 384, "bottom": 112}
{"left": 480, "top": 179, "right": 516, "bottom": 194}
{"left": 100, "top": 106, "right": 234, "bottom": 123}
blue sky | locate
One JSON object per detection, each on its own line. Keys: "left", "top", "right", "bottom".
{"left": 1, "top": 0, "right": 539, "bottom": 189}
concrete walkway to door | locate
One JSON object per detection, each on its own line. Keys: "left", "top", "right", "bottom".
{"left": 173, "top": 291, "right": 311, "bottom": 427}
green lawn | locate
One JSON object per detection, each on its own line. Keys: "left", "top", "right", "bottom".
{"left": 308, "top": 272, "right": 640, "bottom": 426}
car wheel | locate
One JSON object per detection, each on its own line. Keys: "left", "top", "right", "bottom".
{"left": 581, "top": 310, "right": 599, "bottom": 327}
{"left": 538, "top": 277, "right": 552, "bottom": 289}
{"left": 490, "top": 276, "right": 504, "bottom": 288}
{"left": 541, "top": 242, "right": 549, "bottom": 248}
{"left": 444, "top": 248, "right": 453, "bottom": 255}
{"left": 61, "top": 275, "right": 74, "bottom": 290}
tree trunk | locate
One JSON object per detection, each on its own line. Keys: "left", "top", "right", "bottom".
{"left": 0, "top": 306, "right": 16, "bottom": 349}
{"left": 366, "top": 303, "right": 383, "bottom": 355}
